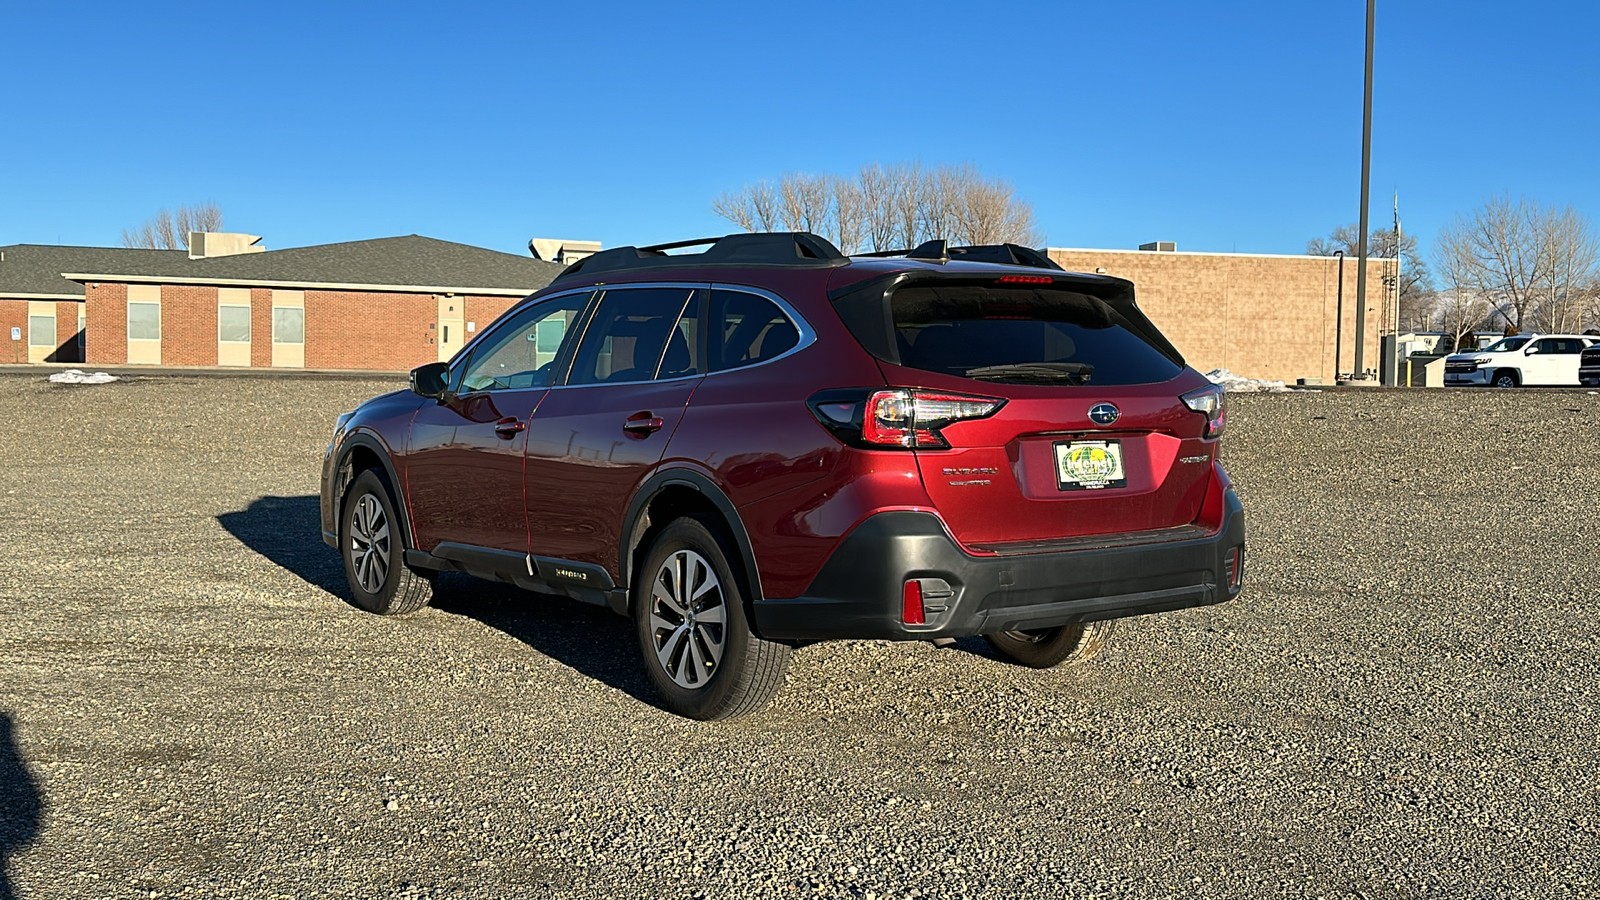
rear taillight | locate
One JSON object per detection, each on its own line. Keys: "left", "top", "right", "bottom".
{"left": 809, "top": 389, "right": 1005, "bottom": 450}
{"left": 1181, "top": 383, "right": 1226, "bottom": 439}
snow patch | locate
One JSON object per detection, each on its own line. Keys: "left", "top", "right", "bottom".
{"left": 47, "top": 369, "right": 121, "bottom": 385}
{"left": 1204, "top": 368, "right": 1297, "bottom": 393}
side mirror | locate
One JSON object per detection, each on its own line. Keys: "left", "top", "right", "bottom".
{"left": 410, "top": 361, "right": 450, "bottom": 398}
{"left": 1523, "top": 345, "right": 1538, "bottom": 355}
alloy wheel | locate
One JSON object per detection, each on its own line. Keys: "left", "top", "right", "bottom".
{"left": 646, "top": 549, "right": 728, "bottom": 689}
{"left": 348, "top": 493, "right": 391, "bottom": 594}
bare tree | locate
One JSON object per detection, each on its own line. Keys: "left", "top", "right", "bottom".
{"left": 1432, "top": 220, "right": 1493, "bottom": 352}
{"left": 1530, "top": 206, "right": 1599, "bottom": 332}
{"left": 1432, "top": 195, "right": 1599, "bottom": 332}
{"left": 1307, "top": 223, "right": 1433, "bottom": 330}
{"left": 714, "top": 163, "right": 1041, "bottom": 253}
{"left": 121, "top": 203, "right": 225, "bottom": 250}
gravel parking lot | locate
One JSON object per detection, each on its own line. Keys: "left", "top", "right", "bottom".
{"left": 1, "top": 372, "right": 1597, "bottom": 899}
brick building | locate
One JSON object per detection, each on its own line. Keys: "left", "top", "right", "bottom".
{"left": 1048, "top": 245, "right": 1390, "bottom": 384}
{"left": 6, "top": 232, "right": 1389, "bottom": 382}
{"left": 61, "top": 234, "right": 562, "bottom": 371}
{"left": 1, "top": 245, "right": 185, "bottom": 364}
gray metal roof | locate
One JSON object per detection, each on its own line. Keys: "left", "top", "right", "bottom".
{"left": 0, "top": 245, "right": 188, "bottom": 297}
{"left": 3, "top": 235, "right": 564, "bottom": 298}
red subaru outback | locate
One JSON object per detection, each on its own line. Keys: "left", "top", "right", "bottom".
{"left": 320, "top": 233, "right": 1244, "bottom": 719}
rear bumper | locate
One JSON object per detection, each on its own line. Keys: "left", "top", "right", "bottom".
{"left": 752, "top": 489, "right": 1246, "bottom": 641}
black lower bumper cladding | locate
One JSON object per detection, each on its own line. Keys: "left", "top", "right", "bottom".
{"left": 753, "top": 490, "right": 1245, "bottom": 641}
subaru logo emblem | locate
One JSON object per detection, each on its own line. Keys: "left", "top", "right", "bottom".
{"left": 1088, "top": 402, "right": 1120, "bottom": 426}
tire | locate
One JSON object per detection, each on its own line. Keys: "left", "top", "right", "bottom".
{"left": 633, "top": 516, "right": 790, "bottom": 720}
{"left": 984, "top": 620, "right": 1116, "bottom": 670}
{"left": 340, "top": 469, "right": 434, "bottom": 616}
{"left": 1492, "top": 370, "right": 1519, "bottom": 388}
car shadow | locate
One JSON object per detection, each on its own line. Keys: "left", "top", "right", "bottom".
{"left": 216, "top": 495, "right": 348, "bottom": 596}
{"left": 217, "top": 495, "right": 664, "bottom": 711}
{"left": 428, "top": 577, "right": 665, "bottom": 712}
{"left": 0, "top": 712, "right": 43, "bottom": 900}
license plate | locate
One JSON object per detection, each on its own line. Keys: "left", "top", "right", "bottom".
{"left": 1055, "top": 440, "right": 1126, "bottom": 491}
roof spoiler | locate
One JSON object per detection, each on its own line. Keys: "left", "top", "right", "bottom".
{"left": 857, "top": 241, "right": 1064, "bottom": 271}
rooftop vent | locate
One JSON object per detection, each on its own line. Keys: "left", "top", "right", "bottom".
{"left": 188, "top": 232, "right": 265, "bottom": 259}
{"left": 529, "top": 238, "right": 602, "bottom": 265}
{"left": 1138, "top": 241, "right": 1177, "bottom": 252}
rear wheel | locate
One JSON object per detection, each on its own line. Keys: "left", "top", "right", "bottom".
{"left": 1492, "top": 370, "right": 1520, "bottom": 388}
{"left": 984, "top": 620, "right": 1116, "bottom": 669}
{"left": 340, "top": 470, "right": 434, "bottom": 616}
{"left": 633, "top": 516, "right": 790, "bottom": 720}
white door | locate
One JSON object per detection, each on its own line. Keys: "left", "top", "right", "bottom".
{"left": 437, "top": 296, "right": 465, "bottom": 362}
{"left": 1522, "top": 338, "right": 1561, "bottom": 385}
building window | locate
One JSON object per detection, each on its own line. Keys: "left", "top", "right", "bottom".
{"left": 28, "top": 316, "right": 56, "bottom": 348}
{"left": 219, "top": 305, "right": 252, "bottom": 343}
{"left": 128, "top": 302, "right": 160, "bottom": 340}
{"left": 273, "top": 307, "right": 305, "bottom": 344}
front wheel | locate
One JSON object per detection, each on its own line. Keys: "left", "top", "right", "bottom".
{"left": 340, "top": 470, "right": 434, "bottom": 616}
{"left": 633, "top": 516, "right": 790, "bottom": 720}
{"left": 984, "top": 620, "right": 1116, "bottom": 669}
{"left": 1492, "top": 370, "right": 1520, "bottom": 388}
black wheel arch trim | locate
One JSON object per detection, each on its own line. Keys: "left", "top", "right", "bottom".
{"left": 336, "top": 432, "right": 416, "bottom": 551}
{"left": 620, "top": 468, "right": 764, "bottom": 606}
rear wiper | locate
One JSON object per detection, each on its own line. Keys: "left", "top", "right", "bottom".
{"left": 963, "top": 362, "right": 1094, "bottom": 384}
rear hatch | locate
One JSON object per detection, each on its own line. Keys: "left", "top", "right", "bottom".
{"left": 830, "top": 269, "right": 1221, "bottom": 550}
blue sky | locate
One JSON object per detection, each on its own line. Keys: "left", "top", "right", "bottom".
{"left": 3, "top": 1, "right": 1597, "bottom": 269}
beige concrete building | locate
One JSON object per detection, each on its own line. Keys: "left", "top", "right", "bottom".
{"left": 1048, "top": 245, "right": 1390, "bottom": 384}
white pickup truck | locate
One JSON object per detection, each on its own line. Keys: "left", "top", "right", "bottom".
{"left": 1443, "top": 334, "right": 1600, "bottom": 387}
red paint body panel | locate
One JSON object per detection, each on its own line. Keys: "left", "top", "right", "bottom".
{"left": 871, "top": 362, "right": 1218, "bottom": 547}
{"left": 407, "top": 388, "right": 546, "bottom": 553}
{"left": 523, "top": 377, "right": 702, "bottom": 570}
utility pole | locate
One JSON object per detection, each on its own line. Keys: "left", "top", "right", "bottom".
{"left": 1353, "top": 0, "right": 1375, "bottom": 378}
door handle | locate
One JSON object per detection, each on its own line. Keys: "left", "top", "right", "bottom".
{"left": 494, "top": 417, "right": 526, "bottom": 438}
{"left": 623, "top": 412, "right": 665, "bottom": 437}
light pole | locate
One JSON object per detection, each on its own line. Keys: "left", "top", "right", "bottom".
{"left": 1353, "top": 0, "right": 1375, "bottom": 378}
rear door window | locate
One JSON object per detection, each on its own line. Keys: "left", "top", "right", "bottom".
{"left": 568, "top": 287, "right": 697, "bottom": 385}
{"left": 888, "top": 284, "right": 1183, "bottom": 386}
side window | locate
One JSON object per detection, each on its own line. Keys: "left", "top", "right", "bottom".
{"left": 1531, "top": 338, "right": 1558, "bottom": 354}
{"left": 709, "top": 289, "right": 801, "bottom": 372}
{"left": 567, "top": 288, "right": 696, "bottom": 386}
{"left": 458, "top": 293, "right": 590, "bottom": 392}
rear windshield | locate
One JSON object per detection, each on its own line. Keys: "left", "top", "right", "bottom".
{"left": 888, "top": 285, "right": 1183, "bottom": 386}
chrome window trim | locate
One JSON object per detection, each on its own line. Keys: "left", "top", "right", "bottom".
{"left": 540, "top": 282, "right": 816, "bottom": 390}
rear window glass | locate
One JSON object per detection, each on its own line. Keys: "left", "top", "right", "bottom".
{"left": 568, "top": 287, "right": 695, "bottom": 386}
{"left": 889, "top": 285, "right": 1182, "bottom": 386}
{"left": 710, "top": 290, "right": 799, "bottom": 372}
